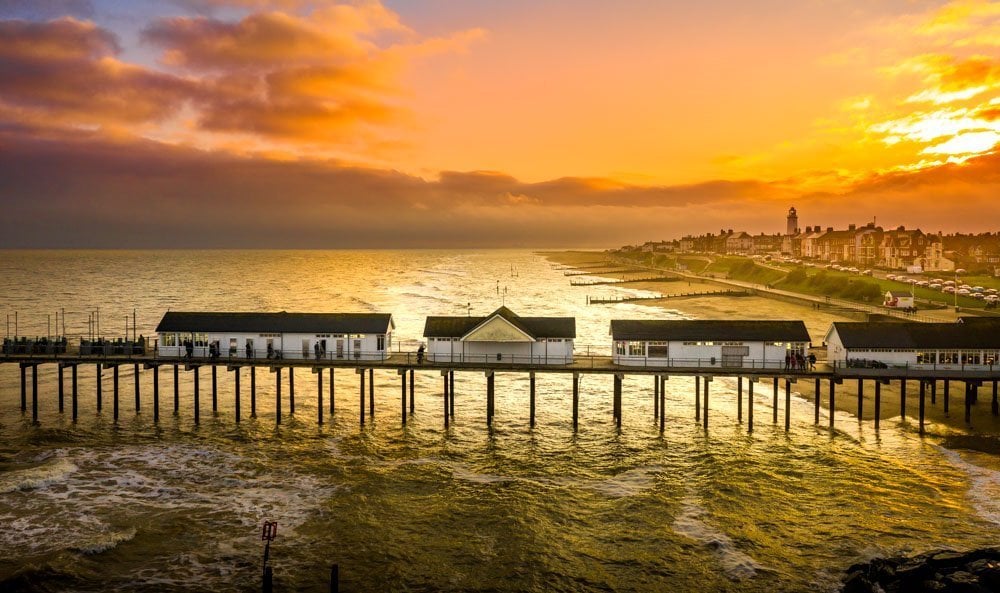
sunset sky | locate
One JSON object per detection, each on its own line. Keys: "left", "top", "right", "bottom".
{"left": 0, "top": 0, "right": 997, "bottom": 247}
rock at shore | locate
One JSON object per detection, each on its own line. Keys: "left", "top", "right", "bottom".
{"left": 842, "top": 548, "right": 1000, "bottom": 592}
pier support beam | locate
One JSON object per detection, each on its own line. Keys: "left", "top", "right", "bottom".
{"left": 944, "top": 379, "right": 950, "bottom": 415}
{"left": 145, "top": 364, "right": 159, "bottom": 423}
{"left": 251, "top": 366, "right": 257, "bottom": 418}
{"left": 486, "top": 371, "right": 494, "bottom": 427}
{"left": 919, "top": 380, "right": 926, "bottom": 435}
{"left": 58, "top": 365, "right": 64, "bottom": 414}
{"left": 703, "top": 376, "right": 712, "bottom": 430}
{"left": 173, "top": 365, "right": 178, "bottom": 416}
{"left": 443, "top": 372, "right": 450, "bottom": 422}
{"left": 333, "top": 368, "right": 338, "bottom": 416}
{"left": 408, "top": 369, "right": 413, "bottom": 415}
{"left": 211, "top": 365, "right": 217, "bottom": 413}
{"left": 613, "top": 374, "right": 623, "bottom": 428}
{"left": 71, "top": 364, "right": 78, "bottom": 422}
{"left": 964, "top": 381, "right": 972, "bottom": 425}
{"left": 857, "top": 379, "right": 864, "bottom": 420}
{"left": 20, "top": 364, "right": 26, "bottom": 413}
{"left": 814, "top": 378, "right": 820, "bottom": 424}
{"left": 192, "top": 365, "right": 200, "bottom": 425}
{"left": 450, "top": 372, "right": 455, "bottom": 418}
{"left": 227, "top": 366, "right": 241, "bottom": 423}
{"left": 785, "top": 378, "right": 792, "bottom": 431}
{"left": 694, "top": 376, "right": 700, "bottom": 422}
{"left": 900, "top": 379, "right": 907, "bottom": 421}
{"left": 358, "top": 368, "right": 365, "bottom": 426}
{"left": 289, "top": 367, "right": 295, "bottom": 415}
{"left": 828, "top": 378, "right": 836, "bottom": 429}
{"left": 653, "top": 376, "right": 659, "bottom": 420}
{"left": 368, "top": 368, "right": 374, "bottom": 418}
{"left": 529, "top": 372, "right": 536, "bottom": 428}
{"left": 398, "top": 369, "right": 405, "bottom": 426}
{"left": 96, "top": 364, "right": 102, "bottom": 413}
{"left": 134, "top": 363, "right": 140, "bottom": 414}
{"left": 659, "top": 376, "right": 667, "bottom": 433}
{"left": 273, "top": 367, "right": 282, "bottom": 425}
{"left": 931, "top": 379, "right": 936, "bottom": 405}
{"left": 31, "top": 364, "right": 38, "bottom": 424}
{"left": 772, "top": 377, "right": 779, "bottom": 424}
{"left": 572, "top": 373, "right": 579, "bottom": 431}
{"left": 113, "top": 364, "right": 119, "bottom": 422}
{"left": 874, "top": 380, "right": 882, "bottom": 430}
{"left": 737, "top": 376, "right": 743, "bottom": 423}
{"left": 317, "top": 368, "right": 324, "bottom": 425}
{"left": 747, "top": 377, "right": 756, "bottom": 433}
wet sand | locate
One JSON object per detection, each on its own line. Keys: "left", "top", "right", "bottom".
{"left": 544, "top": 250, "right": 1000, "bottom": 439}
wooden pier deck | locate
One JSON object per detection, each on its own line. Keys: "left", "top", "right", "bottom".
{"left": 4, "top": 350, "right": 998, "bottom": 435}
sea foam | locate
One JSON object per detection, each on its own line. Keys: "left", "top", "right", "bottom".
{"left": 672, "top": 498, "right": 766, "bottom": 580}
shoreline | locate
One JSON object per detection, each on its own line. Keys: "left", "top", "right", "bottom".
{"left": 545, "top": 250, "right": 1000, "bottom": 439}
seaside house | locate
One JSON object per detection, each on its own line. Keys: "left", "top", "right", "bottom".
{"left": 824, "top": 319, "right": 1000, "bottom": 370}
{"left": 610, "top": 320, "right": 811, "bottom": 368}
{"left": 155, "top": 312, "right": 395, "bottom": 360}
{"left": 422, "top": 306, "right": 575, "bottom": 364}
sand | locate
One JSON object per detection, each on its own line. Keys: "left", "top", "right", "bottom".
{"left": 544, "top": 250, "right": 1000, "bottom": 439}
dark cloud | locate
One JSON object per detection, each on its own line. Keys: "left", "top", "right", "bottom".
{"left": 0, "top": 130, "right": 997, "bottom": 248}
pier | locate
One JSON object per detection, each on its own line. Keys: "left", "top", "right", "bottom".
{"left": 587, "top": 290, "right": 750, "bottom": 304}
{"left": 4, "top": 349, "right": 997, "bottom": 436}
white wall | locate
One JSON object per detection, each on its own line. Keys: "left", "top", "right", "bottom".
{"left": 156, "top": 331, "right": 390, "bottom": 361}
{"left": 427, "top": 338, "right": 574, "bottom": 364}
{"left": 613, "top": 340, "right": 802, "bottom": 368}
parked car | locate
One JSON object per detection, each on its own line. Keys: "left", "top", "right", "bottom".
{"left": 944, "top": 287, "right": 956, "bottom": 294}
{"left": 957, "top": 288, "right": 971, "bottom": 295}
{"left": 862, "top": 270, "right": 873, "bottom": 276}
{"left": 929, "top": 283, "right": 942, "bottom": 290}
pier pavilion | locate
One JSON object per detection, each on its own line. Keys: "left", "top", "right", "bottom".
{"left": 423, "top": 306, "right": 575, "bottom": 364}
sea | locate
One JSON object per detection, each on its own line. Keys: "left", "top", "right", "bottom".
{"left": 0, "top": 250, "right": 998, "bottom": 592}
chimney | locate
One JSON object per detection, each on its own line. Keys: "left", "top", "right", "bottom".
{"left": 827, "top": 227, "right": 833, "bottom": 232}
{"left": 849, "top": 224, "right": 856, "bottom": 231}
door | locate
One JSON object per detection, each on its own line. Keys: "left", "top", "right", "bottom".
{"left": 336, "top": 339, "right": 344, "bottom": 359}
{"left": 721, "top": 345, "right": 749, "bottom": 368}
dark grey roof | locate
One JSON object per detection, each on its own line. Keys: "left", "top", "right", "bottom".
{"left": 156, "top": 312, "right": 394, "bottom": 334}
{"left": 423, "top": 306, "right": 575, "bottom": 339}
{"left": 830, "top": 321, "right": 1000, "bottom": 349}
{"left": 610, "top": 320, "right": 811, "bottom": 342}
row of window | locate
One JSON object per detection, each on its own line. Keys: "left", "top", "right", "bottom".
{"left": 916, "top": 351, "right": 1000, "bottom": 365}
{"left": 161, "top": 333, "right": 382, "bottom": 348}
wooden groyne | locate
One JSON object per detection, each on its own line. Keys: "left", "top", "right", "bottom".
{"left": 570, "top": 276, "right": 679, "bottom": 286}
{"left": 564, "top": 269, "right": 634, "bottom": 276}
{"left": 587, "top": 290, "right": 750, "bottom": 304}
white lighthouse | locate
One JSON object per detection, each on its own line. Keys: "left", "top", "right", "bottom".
{"left": 786, "top": 207, "right": 799, "bottom": 236}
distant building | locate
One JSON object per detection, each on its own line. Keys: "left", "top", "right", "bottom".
{"left": 423, "top": 306, "right": 575, "bottom": 364}
{"left": 824, "top": 319, "right": 1000, "bottom": 370}
{"left": 786, "top": 207, "right": 799, "bottom": 236}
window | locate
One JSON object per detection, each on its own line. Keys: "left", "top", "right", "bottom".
{"left": 615, "top": 341, "right": 626, "bottom": 356}
{"left": 939, "top": 350, "right": 959, "bottom": 364}
{"left": 648, "top": 341, "right": 669, "bottom": 358}
{"left": 628, "top": 341, "right": 645, "bottom": 356}
{"left": 961, "top": 352, "right": 981, "bottom": 365}
{"left": 917, "top": 352, "right": 937, "bottom": 364}
{"left": 986, "top": 351, "right": 1000, "bottom": 365}
{"left": 193, "top": 333, "right": 208, "bottom": 347}
{"left": 162, "top": 333, "right": 177, "bottom": 347}
{"left": 377, "top": 335, "right": 385, "bottom": 351}
{"left": 229, "top": 338, "right": 237, "bottom": 353}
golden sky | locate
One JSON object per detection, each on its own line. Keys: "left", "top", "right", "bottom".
{"left": 0, "top": 0, "right": 997, "bottom": 247}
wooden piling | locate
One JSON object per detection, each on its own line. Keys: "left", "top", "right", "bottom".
{"left": 173, "top": 364, "right": 178, "bottom": 415}
{"left": 614, "top": 374, "right": 623, "bottom": 428}
{"left": 572, "top": 373, "right": 579, "bottom": 431}
{"left": 772, "top": 377, "right": 778, "bottom": 424}
{"left": 275, "top": 367, "right": 282, "bottom": 425}
{"left": 318, "top": 368, "right": 324, "bottom": 425}
{"left": 211, "top": 365, "right": 218, "bottom": 413}
{"left": 944, "top": 379, "right": 950, "bottom": 414}
{"left": 251, "top": 366, "right": 257, "bottom": 418}
{"left": 443, "top": 373, "right": 450, "bottom": 422}
{"left": 113, "top": 365, "right": 119, "bottom": 422}
{"left": 399, "top": 369, "right": 405, "bottom": 425}
{"left": 919, "top": 380, "right": 926, "bottom": 435}
{"left": 964, "top": 381, "right": 972, "bottom": 425}
{"left": 529, "top": 372, "right": 536, "bottom": 428}
{"left": 747, "top": 378, "right": 754, "bottom": 433}
{"left": 737, "top": 376, "right": 743, "bottom": 423}
{"left": 900, "top": 379, "right": 907, "bottom": 420}
{"left": 784, "top": 379, "right": 791, "bottom": 431}
{"left": 234, "top": 367, "right": 241, "bottom": 423}
{"left": 486, "top": 371, "right": 495, "bottom": 427}
{"left": 408, "top": 369, "right": 414, "bottom": 415}
{"left": 96, "top": 364, "right": 102, "bottom": 413}
{"left": 874, "top": 380, "right": 882, "bottom": 430}
{"left": 134, "top": 363, "right": 140, "bottom": 414}
{"left": 20, "top": 364, "right": 26, "bottom": 413}
{"left": 653, "top": 375, "right": 659, "bottom": 420}
{"left": 450, "top": 371, "right": 455, "bottom": 418}
{"left": 71, "top": 364, "right": 78, "bottom": 422}
{"left": 193, "top": 366, "right": 199, "bottom": 425}
{"left": 332, "top": 368, "right": 337, "bottom": 415}
{"left": 368, "top": 368, "right": 374, "bottom": 418}
{"left": 857, "top": 379, "right": 863, "bottom": 420}
{"left": 359, "top": 368, "right": 365, "bottom": 426}
{"left": 931, "top": 379, "right": 936, "bottom": 404}
{"left": 703, "top": 377, "right": 710, "bottom": 430}
{"left": 58, "top": 365, "right": 64, "bottom": 413}
{"left": 153, "top": 365, "right": 159, "bottom": 423}
{"left": 659, "top": 376, "right": 667, "bottom": 433}
{"left": 828, "top": 379, "right": 835, "bottom": 429}
{"left": 31, "top": 364, "right": 38, "bottom": 424}
{"left": 813, "top": 377, "right": 820, "bottom": 424}
{"left": 695, "top": 376, "right": 700, "bottom": 422}
{"left": 289, "top": 367, "right": 295, "bottom": 415}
